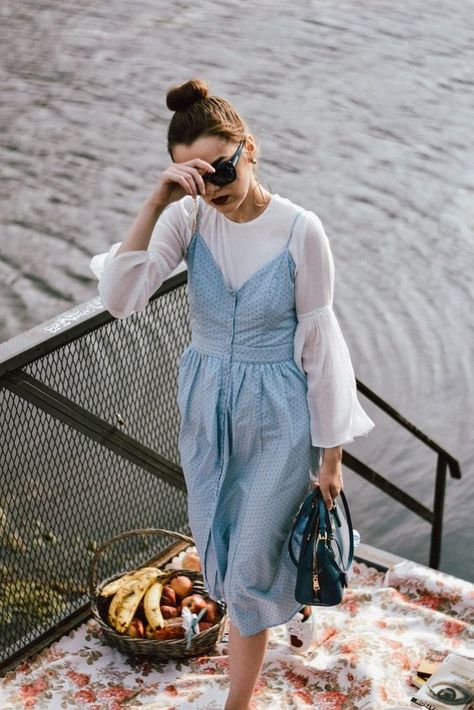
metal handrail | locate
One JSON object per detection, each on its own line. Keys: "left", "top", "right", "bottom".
{"left": 348, "top": 382, "right": 460, "bottom": 569}
{"left": 0, "top": 269, "right": 187, "bottom": 378}
{"left": 356, "top": 379, "right": 461, "bottom": 480}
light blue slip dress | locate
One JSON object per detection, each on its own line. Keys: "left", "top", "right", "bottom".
{"left": 177, "top": 197, "right": 321, "bottom": 637}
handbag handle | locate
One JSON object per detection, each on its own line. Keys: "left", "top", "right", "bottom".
{"left": 288, "top": 487, "right": 354, "bottom": 571}
{"left": 326, "top": 490, "right": 354, "bottom": 572}
{"left": 323, "top": 490, "right": 354, "bottom": 571}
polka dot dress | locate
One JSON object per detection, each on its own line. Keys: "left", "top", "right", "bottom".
{"left": 177, "top": 200, "right": 321, "bottom": 637}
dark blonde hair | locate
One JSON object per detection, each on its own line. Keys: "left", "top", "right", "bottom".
{"left": 166, "top": 79, "right": 247, "bottom": 158}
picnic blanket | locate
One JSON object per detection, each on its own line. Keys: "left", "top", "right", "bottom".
{"left": 1, "top": 559, "right": 473, "bottom": 709}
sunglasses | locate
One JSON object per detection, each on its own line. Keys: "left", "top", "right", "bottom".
{"left": 202, "top": 140, "right": 245, "bottom": 186}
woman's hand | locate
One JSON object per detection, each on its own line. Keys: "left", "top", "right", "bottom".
{"left": 313, "top": 447, "right": 344, "bottom": 510}
{"left": 150, "top": 158, "right": 216, "bottom": 208}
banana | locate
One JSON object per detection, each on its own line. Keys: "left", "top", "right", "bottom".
{"left": 100, "top": 566, "right": 165, "bottom": 598}
{"left": 107, "top": 569, "right": 160, "bottom": 633}
{"left": 100, "top": 571, "right": 143, "bottom": 598}
{"left": 143, "top": 580, "right": 165, "bottom": 631}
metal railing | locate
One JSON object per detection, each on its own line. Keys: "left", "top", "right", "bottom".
{"left": 0, "top": 266, "right": 462, "bottom": 674}
{"left": 343, "top": 383, "right": 461, "bottom": 570}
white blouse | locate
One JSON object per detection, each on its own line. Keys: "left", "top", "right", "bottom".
{"left": 89, "top": 193, "right": 375, "bottom": 449}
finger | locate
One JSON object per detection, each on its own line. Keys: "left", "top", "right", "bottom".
{"left": 173, "top": 166, "right": 203, "bottom": 196}
{"left": 320, "top": 486, "right": 333, "bottom": 510}
{"left": 176, "top": 165, "right": 207, "bottom": 194}
{"left": 175, "top": 174, "right": 195, "bottom": 196}
{"left": 187, "top": 158, "right": 216, "bottom": 173}
{"left": 168, "top": 170, "right": 196, "bottom": 196}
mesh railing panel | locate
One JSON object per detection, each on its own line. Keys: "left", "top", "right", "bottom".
{"left": 0, "top": 283, "right": 192, "bottom": 665}
{"left": 25, "top": 284, "right": 191, "bottom": 460}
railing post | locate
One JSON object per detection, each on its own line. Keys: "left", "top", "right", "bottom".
{"left": 430, "top": 454, "right": 447, "bottom": 569}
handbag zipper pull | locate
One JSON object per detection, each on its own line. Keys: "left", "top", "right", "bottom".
{"left": 313, "top": 534, "right": 320, "bottom": 592}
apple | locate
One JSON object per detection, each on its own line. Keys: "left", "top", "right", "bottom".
{"left": 160, "top": 605, "right": 179, "bottom": 619}
{"left": 170, "top": 575, "right": 193, "bottom": 599}
{"left": 182, "top": 551, "right": 202, "bottom": 571}
{"left": 181, "top": 594, "right": 207, "bottom": 614}
{"left": 202, "top": 599, "right": 220, "bottom": 624}
{"left": 127, "top": 618, "right": 145, "bottom": 638}
{"left": 161, "top": 585, "right": 177, "bottom": 606}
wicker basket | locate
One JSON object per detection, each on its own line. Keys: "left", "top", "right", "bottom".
{"left": 87, "top": 527, "right": 228, "bottom": 660}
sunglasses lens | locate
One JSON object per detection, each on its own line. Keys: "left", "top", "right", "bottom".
{"left": 204, "top": 162, "right": 237, "bottom": 186}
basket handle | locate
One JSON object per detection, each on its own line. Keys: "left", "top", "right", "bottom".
{"left": 87, "top": 527, "right": 195, "bottom": 598}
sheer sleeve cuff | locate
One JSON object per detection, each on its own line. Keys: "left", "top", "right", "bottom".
{"left": 294, "top": 305, "right": 376, "bottom": 448}
{"left": 89, "top": 242, "right": 168, "bottom": 319}
{"left": 89, "top": 242, "right": 150, "bottom": 281}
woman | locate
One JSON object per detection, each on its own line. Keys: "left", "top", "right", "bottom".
{"left": 90, "top": 78, "right": 375, "bottom": 710}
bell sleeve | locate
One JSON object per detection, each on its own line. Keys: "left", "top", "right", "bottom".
{"left": 293, "top": 211, "right": 376, "bottom": 448}
{"left": 89, "top": 197, "right": 194, "bottom": 319}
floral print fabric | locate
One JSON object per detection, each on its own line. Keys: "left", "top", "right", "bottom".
{"left": 1, "top": 558, "right": 473, "bottom": 709}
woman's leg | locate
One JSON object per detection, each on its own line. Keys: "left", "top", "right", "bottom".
{"left": 224, "top": 620, "right": 269, "bottom": 710}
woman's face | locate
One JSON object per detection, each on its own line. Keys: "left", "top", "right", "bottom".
{"left": 172, "top": 134, "right": 256, "bottom": 215}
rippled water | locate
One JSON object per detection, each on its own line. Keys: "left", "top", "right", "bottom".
{"left": 1, "top": 0, "right": 473, "bottom": 581}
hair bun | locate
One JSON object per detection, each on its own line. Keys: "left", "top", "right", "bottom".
{"left": 166, "top": 79, "right": 210, "bottom": 112}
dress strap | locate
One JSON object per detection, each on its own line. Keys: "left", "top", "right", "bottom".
{"left": 286, "top": 209, "right": 304, "bottom": 248}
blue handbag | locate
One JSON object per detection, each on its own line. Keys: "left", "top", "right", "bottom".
{"left": 288, "top": 486, "right": 354, "bottom": 606}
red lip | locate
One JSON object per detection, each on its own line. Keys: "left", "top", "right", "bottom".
{"left": 211, "top": 195, "right": 230, "bottom": 204}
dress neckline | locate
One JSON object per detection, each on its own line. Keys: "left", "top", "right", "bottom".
{"left": 193, "top": 231, "right": 292, "bottom": 295}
